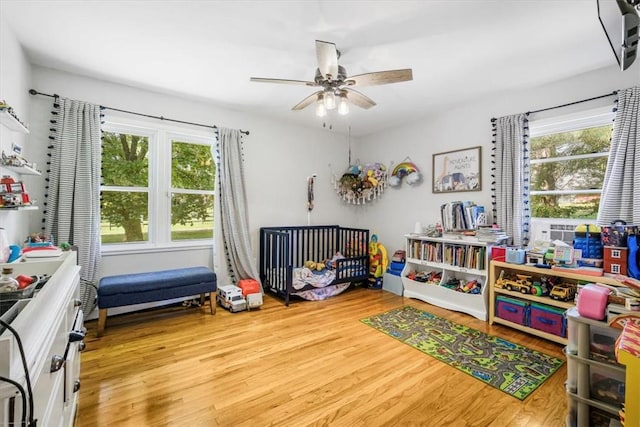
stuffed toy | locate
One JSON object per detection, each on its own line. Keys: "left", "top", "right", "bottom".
{"left": 304, "top": 260, "right": 326, "bottom": 271}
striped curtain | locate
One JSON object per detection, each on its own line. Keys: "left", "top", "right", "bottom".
{"left": 491, "top": 113, "right": 531, "bottom": 247}
{"left": 215, "top": 128, "right": 262, "bottom": 291}
{"left": 45, "top": 97, "right": 102, "bottom": 315}
{"left": 597, "top": 86, "right": 640, "bottom": 225}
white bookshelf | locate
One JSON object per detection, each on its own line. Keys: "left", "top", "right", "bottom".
{"left": 401, "top": 234, "right": 492, "bottom": 320}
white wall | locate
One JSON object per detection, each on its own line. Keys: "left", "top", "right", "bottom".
{"left": 357, "top": 62, "right": 640, "bottom": 254}
{"left": 0, "top": 19, "right": 33, "bottom": 245}
{"left": 28, "top": 66, "right": 359, "bottom": 289}
{"left": 4, "top": 10, "right": 639, "bottom": 317}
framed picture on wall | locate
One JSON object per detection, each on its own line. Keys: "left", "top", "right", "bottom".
{"left": 432, "top": 146, "right": 481, "bottom": 193}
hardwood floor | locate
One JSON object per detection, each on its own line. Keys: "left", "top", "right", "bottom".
{"left": 76, "top": 287, "right": 567, "bottom": 426}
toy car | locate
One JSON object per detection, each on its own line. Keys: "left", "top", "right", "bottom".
{"left": 550, "top": 284, "right": 576, "bottom": 302}
{"left": 217, "top": 285, "right": 247, "bottom": 313}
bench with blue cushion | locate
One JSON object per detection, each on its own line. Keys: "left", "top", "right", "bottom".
{"left": 97, "top": 266, "right": 217, "bottom": 336}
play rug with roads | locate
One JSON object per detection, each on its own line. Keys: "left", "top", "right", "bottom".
{"left": 361, "top": 305, "right": 564, "bottom": 400}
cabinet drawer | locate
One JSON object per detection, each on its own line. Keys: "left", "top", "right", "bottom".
{"left": 65, "top": 309, "right": 83, "bottom": 407}
{"left": 590, "top": 365, "right": 626, "bottom": 407}
{"left": 32, "top": 311, "right": 68, "bottom": 425}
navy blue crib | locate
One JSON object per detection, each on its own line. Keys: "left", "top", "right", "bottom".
{"left": 259, "top": 225, "right": 370, "bottom": 305}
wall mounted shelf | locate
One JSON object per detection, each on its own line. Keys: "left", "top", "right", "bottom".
{"left": 0, "top": 205, "right": 38, "bottom": 211}
{"left": 0, "top": 109, "right": 29, "bottom": 134}
{"left": 0, "top": 163, "right": 41, "bottom": 176}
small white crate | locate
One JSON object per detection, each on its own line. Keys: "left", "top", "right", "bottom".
{"left": 382, "top": 272, "right": 403, "bottom": 296}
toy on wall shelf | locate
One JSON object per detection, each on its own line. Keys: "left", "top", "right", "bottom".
{"left": 368, "top": 234, "right": 388, "bottom": 289}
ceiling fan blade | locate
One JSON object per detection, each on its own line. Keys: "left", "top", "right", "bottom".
{"left": 343, "top": 88, "right": 376, "bottom": 110}
{"left": 345, "top": 69, "right": 413, "bottom": 87}
{"left": 316, "top": 40, "right": 339, "bottom": 81}
{"left": 292, "top": 91, "right": 323, "bottom": 111}
{"left": 250, "top": 77, "right": 317, "bottom": 86}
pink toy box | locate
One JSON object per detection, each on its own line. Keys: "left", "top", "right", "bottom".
{"left": 577, "top": 284, "right": 611, "bottom": 321}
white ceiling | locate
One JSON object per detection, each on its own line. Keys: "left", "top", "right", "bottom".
{"left": 0, "top": 0, "right": 619, "bottom": 136}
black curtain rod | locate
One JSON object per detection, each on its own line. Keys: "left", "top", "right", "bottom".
{"left": 28, "top": 89, "right": 249, "bottom": 135}
{"left": 491, "top": 90, "right": 618, "bottom": 122}
{"left": 527, "top": 90, "right": 618, "bottom": 115}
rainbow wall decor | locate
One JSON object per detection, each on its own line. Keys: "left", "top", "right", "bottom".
{"left": 389, "top": 160, "right": 422, "bottom": 187}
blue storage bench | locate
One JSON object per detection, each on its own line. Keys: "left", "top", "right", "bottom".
{"left": 97, "top": 266, "right": 217, "bottom": 336}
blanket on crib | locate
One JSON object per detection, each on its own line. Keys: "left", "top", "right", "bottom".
{"left": 293, "top": 282, "right": 351, "bottom": 301}
{"left": 291, "top": 263, "right": 367, "bottom": 300}
{"left": 292, "top": 267, "right": 336, "bottom": 290}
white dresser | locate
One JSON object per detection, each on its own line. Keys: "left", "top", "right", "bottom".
{"left": 0, "top": 251, "right": 82, "bottom": 426}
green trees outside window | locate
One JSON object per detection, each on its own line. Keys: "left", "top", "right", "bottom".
{"left": 530, "top": 125, "right": 612, "bottom": 219}
{"left": 170, "top": 141, "right": 215, "bottom": 241}
{"left": 101, "top": 129, "right": 215, "bottom": 244}
{"left": 101, "top": 132, "right": 149, "bottom": 243}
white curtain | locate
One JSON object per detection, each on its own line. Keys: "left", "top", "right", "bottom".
{"left": 45, "top": 97, "right": 102, "bottom": 314}
{"left": 597, "top": 86, "right": 640, "bottom": 225}
{"left": 215, "top": 128, "right": 262, "bottom": 291}
{"left": 491, "top": 113, "right": 531, "bottom": 247}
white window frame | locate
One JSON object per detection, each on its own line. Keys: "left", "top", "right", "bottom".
{"left": 529, "top": 106, "right": 614, "bottom": 245}
{"left": 101, "top": 115, "right": 216, "bottom": 254}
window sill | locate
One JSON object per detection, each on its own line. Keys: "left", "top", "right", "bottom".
{"left": 101, "top": 242, "right": 213, "bottom": 256}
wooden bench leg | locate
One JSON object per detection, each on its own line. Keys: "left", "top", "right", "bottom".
{"left": 208, "top": 292, "right": 215, "bottom": 314}
{"left": 199, "top": 293, "right": 215, "bottom": 314}
{"left": 97, "top": 308, "right": 107, "bottom": 337}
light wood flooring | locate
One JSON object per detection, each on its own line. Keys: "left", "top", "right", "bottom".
{"left": 76, "top": 287, "right": 567, "bottom": 426}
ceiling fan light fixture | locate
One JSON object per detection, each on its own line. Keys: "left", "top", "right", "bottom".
{"left": 316, "top": 94, "right": 327, "bottom": 117}
{"left": 338, "top": 93, "right": 349, "bottom": 115}
{"left": 323, "top": 90, "right": 336, "bottom": 110}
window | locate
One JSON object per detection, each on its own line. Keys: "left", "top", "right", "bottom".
{"left": 170, "top": 139, "right": 215, "bottom": 241}
{"left": 529, "top": 107, "right": 614, "bottom": 221}
{"left": 100, "top": 119, "right": 215, "bottom": 248}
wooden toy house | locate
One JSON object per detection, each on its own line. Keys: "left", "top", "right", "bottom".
{"left": 603, "top": 246, "right": 628, "bottom": 276}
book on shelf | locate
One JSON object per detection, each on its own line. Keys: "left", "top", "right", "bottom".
{"left": 444, "top": 243, "right": 486, "bottom": 270}
{"left": 476, "top": 226, "right": 509, "bottom": 243}
{"left": 440, "top": 201, "right": 485, "bottom": 232}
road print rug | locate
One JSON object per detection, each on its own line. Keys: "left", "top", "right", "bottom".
{"left": 361, "top": 305, "right": 564, "bottom": 400}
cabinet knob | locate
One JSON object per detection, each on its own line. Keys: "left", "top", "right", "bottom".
{"left": 69, "top": 330, "right": 85, "bottom": 342}
{"left": 50, "top": 355, "right": 65, "bottom": 373}
{"left": 73, "top": 380, "right": 81, "bottom": 393}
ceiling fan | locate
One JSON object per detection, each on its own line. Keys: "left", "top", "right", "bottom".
{"left": 250, "top": 40, "right": 413, "bottom": 116}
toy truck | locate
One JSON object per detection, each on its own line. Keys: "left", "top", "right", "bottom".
{"left": 217, "top": 285, "right": 247, "bottom": 313}
{"left": 550, "top": 283, "right": 576, "bottom": 302}
{"left": 495, "top": 271, "right": 532, "bottom": 294}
